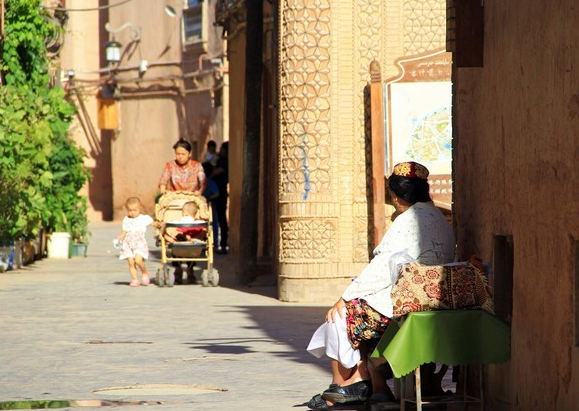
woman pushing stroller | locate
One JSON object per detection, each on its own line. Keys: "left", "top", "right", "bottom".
{"left": 158, "top": 138, "right": 207, "bottom": 283}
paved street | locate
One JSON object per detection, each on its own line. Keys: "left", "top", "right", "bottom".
{"left": 0, "top": 221, "right": 333, "bottom": 410}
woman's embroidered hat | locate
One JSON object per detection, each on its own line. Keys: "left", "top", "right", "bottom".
{"left": 392, "top": 161, "right": 429, "bottom": 180}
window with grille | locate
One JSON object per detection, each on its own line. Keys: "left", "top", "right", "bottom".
{"left": 183, "top": 0, "right": 205, "bottom": 45}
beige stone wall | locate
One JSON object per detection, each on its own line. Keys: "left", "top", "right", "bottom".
{"left": 59, "top": 0, "right": 106, "bottom": 220}
{"left": 453, "top": 1, "right": 579, "bottom": 408}
{"left": 277, "top": 0, "right": 448, "bottom": 302}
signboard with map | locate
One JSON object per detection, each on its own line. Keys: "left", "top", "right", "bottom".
{"left": 385, "top": 49, "right": 453, "bottom": 210}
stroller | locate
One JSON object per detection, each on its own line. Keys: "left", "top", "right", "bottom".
{"left": 155, "top": 191, "right": 219, "bottom": 287}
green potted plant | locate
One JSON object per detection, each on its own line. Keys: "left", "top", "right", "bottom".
{"left": 69, "top": 197, "right": 90, "bottom": 257}
{"left": 42, "top": 125, "right": 90, "bottom": 258}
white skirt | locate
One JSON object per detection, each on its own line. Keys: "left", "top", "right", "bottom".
{"left": 306, "top": 307, "right": 361, "bottom": 369}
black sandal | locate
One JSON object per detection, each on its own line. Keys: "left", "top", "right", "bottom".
{"left": 307, "top": 393, "right": 337, "bottom": 410}
{"left": 306, "top": 384, "right": 338, "bottom": 410}
{"left": 322, "top": 380, "right": 372, "bottom": 403}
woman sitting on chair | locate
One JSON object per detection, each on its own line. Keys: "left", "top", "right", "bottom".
{"left": 305, "top": 161, "right": 456, "bottom": 410}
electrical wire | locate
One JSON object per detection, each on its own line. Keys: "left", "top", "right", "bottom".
{"left": 41, "top": 0, "right": 137, "bottom": 12}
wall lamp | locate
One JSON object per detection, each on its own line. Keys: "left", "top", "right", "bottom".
{"left": 104, "top": 21, "right": 142, "bottom": 66}
{"left": 105, "top": 40, "right": 122, "bottom": 64}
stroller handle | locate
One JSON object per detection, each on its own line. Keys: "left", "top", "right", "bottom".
{"left": 165, "top": 222, "right": 208, "bottom": 228}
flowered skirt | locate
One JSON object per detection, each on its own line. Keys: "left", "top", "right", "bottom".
{"left": 345, "top": 298, "right": 391, "bottom": 350}
{"left": 119, "top": 232, "right": 149, "bottom": 260}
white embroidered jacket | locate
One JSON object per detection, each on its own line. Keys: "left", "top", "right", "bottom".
{"left": 341, "top": 202, "right": 456, "bottom": 318}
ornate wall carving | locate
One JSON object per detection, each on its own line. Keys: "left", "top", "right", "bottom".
{"left": 278, "top": 0, "right": 334, "bottom": 267}
{"left": 279, "top": 217, "right": 337, "bottom": 262}
{"left": 279, "top": 0, "right": 332, "bottom": 197}
{"left": 277, "top": 0, "right": 449, "bottom": 301}
{"left": 352, "top": 0, "right": 385, "bottom": 262}
{"left": 403, "top": 0, "right": 447, "bottom": 54}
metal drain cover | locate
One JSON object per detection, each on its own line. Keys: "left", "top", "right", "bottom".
{"left": 0, "top": 400, "right": 150, "bottom": 409}
{"left": 94, "top": 384, "right": 226, "bottom": 396}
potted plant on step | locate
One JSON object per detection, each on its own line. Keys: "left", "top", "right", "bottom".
{"left": 70, "top": 197, "right": 90, "bottom": 257}
{"left": 42, "top": 128, "right": 90, "bottom": 258}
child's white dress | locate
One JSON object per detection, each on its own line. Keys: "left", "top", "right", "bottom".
{"left": 119, "top": 214, "right": 153, "bottom": 260}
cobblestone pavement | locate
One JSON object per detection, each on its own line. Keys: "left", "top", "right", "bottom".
{"left": 0, "top": 221, "right": 332, "bottom": 411}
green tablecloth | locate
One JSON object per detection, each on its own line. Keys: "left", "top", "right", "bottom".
{"left": 371, "top": 310, "right": 511, "bottom": 378}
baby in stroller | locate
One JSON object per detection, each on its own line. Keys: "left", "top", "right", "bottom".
{"left": 163, "top": 201, "right": 205, "bottom": 284}
{"left": 163, "top": 201, "right": 206, "bottom": 244}
{"left": 156, "top": 191, "right": 218, "bottom": 287}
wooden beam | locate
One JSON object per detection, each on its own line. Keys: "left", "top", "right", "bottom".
{"left": 447, "top": 0, "right": 484, "bottom": 68}
{"left": 369, "top": 60, "right": 386, "bottom": 248}
{"left": 238, "top": 0, "right": 263, "bottom": 282}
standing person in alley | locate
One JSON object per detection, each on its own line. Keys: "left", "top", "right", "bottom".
{"left": 211, "top": 141, "right": 229, "bottom": 254}
{"left": 203, "top": 140, "right": 219, "bottom": 166}
{"left": 201, "top": 161, "right": 220, "bottom": 251}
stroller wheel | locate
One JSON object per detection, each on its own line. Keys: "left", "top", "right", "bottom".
{"left": 209, "top": 268, "right": 219, "bottom": 287}
{"left": 156, "top": 269, "right": 165, "bottom": 287}
{"left": 201, "top": 269, "right": 210, "bottom": 287}
{"left": 165, "top": 267, "right": 174, "bottom": 287}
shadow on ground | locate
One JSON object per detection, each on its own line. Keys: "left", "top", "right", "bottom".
{"left": 183, "top": 304, "right": 329, "bottom": 367}
{"left": 148, "top": 248, "right": 280, "bottom": 298}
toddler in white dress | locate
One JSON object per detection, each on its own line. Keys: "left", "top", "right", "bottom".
{"left": 117, "top": 197, "right": 161, "bottom": 287}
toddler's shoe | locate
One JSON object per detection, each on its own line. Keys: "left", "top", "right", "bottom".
{"left": 129, "top": 279, "right": 140, "bottom": 287}
{"left": 141, "top": 274, "right": 150, "bottom": 286}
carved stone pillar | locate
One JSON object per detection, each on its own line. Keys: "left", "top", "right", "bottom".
{"left": 276, "top": 0, "right": 448, "bottom": 302}
{"left": 276, "top": 0, "right": 381, "bottom": 302}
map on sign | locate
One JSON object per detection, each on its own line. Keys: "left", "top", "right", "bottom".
{"left": 388, "top": 81, "right": 452, "bottom": 176}
{"left": 404, "top": 106, "right": 452, "bottom": 163}
{"left": 384, "top": 50, "right": 453, "bottom": 209}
